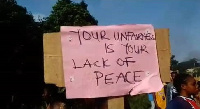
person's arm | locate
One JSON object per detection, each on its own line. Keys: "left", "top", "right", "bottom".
{"left": 153, "top": 93, "right": 161, "bottom": 109}
{"left": 166, "top": 83, "right": 172, "bottom": 105}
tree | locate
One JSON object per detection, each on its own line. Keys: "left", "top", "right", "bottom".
{"left": 193, "top": 67, "right": 200, "bottom": 77}
{"left": 170, "top": 55, "right": 200, "bottom": 74}
{"left": 0, "top": 0, "right": 43, "bottom": 107}
{"left": 177, "top": 58, "right": 200, "bottom": 73}
{"left": 43, "top": 0, "right": 98, "bottom": 32}
{"left": 170, "top": 55, "right": 179, "bottom": 71}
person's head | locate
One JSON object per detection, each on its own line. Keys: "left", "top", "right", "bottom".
{"left": 42, "top": 84, "right": 58, "bottom": 102}
{"left": 50, "top": 101, "right": 67, "bottom": 109}
{"left": 197, "top": 81, "right": 200, "bottom": 90}
{"left": 171, "top": 71, "right": 178, "bottom": 81}
{"left": 173, "top": 73, "right": 198, "bottom": 97}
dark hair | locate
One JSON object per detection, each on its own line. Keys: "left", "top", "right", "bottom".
{"left": 43, "top": 84, "right": 58, "bottom": 97}
{"left": 173, "top": 73, "right": 192, "bottom": 93}
{"left": 171, "top": 71, "right": 178, "bottom": 75}
{"left": 197, "top": 81, "right": 200, "bottom": 89}
{"left": 50, "top": 101, "right": 67, "bottom": 109}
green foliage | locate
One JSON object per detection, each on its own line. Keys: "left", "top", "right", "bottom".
{"left": 0, "top": 0, "right": 43, "bottom": 104}
{"left": 170, "top": 55, "right": 179, "bottom": 71}
{"left": 43, "top": 0, "right": 98, "bottom": 32}
{"left": 0, "top": 0, "right": 34, "bottom": 26}
{"left": 178, "top": 58, "right": 200, "bottom": 73}
{"left": 127, "top": 94, "right": 151, "bottom": 109}
{"left": 170, "top": 55, "right": 200, "bottom": 74}
{"left": 192, "top": 67, "right": 200, "bottom": 77}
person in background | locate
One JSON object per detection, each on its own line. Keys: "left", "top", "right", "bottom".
{"left": 154, "top": 85, "right": 166, "bottom": 109}
{"left": 166, "top": 73, "right": 199, "bottom": 109}
{"left": 194, "top": 81, "right": 200, "bottom": 108}
{"left": 41, "top": 84, "right": 58, "bottom": 109}
{"left": 148, "top": 93, "right": 155, "bottom": 109}
{"left": 50, "top": 101, "right": 67, "bottom": 109}
{"left": 166, "top": 71, "right": 178, "bottom": 105}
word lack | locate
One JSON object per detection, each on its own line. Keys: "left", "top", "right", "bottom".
{"left": 72, "top": 57, "right": 135, "bottom": 69}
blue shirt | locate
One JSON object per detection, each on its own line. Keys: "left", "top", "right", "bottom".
{"left": 148, "top": 93, "right": 154, "bottom": 101}
{"left": 167, "top": 97, "right": 194, "bottom": 109}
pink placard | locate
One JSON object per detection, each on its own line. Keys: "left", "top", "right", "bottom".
{"left": 61, "top": 24, "right": 163, "bottom": 98}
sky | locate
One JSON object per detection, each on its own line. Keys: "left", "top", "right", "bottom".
{"left": 17, "top": 0, "right": 200, "bottom": 62}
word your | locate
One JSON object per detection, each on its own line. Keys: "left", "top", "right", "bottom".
{"left": 94, "top": 71, "right": 143, "bottom": 86}
{"left": 105, "top": 43, "right": 149, "bottom": 54}
{"left": 121, "top": 43, "right": 149, "bottom": 54}
{"left": 69, "top": 29, "right": 110, "bottom": 45}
